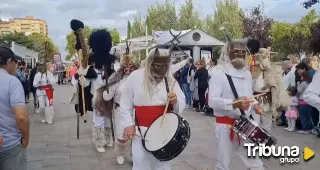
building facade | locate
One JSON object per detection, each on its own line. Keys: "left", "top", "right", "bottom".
{"left": 0, "top": 16, "right": 48, "bottom": 36}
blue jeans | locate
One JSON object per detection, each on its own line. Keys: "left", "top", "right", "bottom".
{"left": 299, "top": 104, "right": 313, "bottom": 131}
{"left": 182, "top": 83, "right": 191, "bottom": 105}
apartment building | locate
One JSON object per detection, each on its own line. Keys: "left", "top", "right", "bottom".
{"left": 0, "top": 16, "right": 48, "bottom": 36}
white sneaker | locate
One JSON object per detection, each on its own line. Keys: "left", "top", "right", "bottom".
{"left": 117, "top": 156, "right": 125, "bottom": 165}
{"left": 96, "top": 147, "right": 106, "bottom": 153}
{"left": 284, "top": 127, "right": 290, "bottom": 131}
{"left": 41, "top": 120, "right": 45, "bottom": 123}
{"left": 47, "top": 122, "right": 52, "bottom": 125}
{"left": 106, "top": 141, "right": 113, "bottom": 147}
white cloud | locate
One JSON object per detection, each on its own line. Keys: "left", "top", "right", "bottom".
{"left": 119, "top": 10, "right": 138, "bottom": 17}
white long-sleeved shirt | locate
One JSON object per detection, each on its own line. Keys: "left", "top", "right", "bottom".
{"left": 282, "top": 69, "right": 296, "bottom": 88}
{"left": 102, "top": 75, "right": 128, "bottom": 104}
{"left": 303, "top": 71, "right": 320, "bottom": 111}
{"left": 208, "top": 65, "right": 257, "bottom": 118}
{"left": 33, "top": 71, "right": 55, "bottom": 96}
{"left": 119, "top": 69, "right": 185, "bottom": 134}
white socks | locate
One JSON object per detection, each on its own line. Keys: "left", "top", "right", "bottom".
{"left": 285, "top": 118, "right": 296, "bottom": 131}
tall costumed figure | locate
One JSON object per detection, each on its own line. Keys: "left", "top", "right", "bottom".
{"left": 89, "top": 29, "right": 116, "bottom": 153}
{"left": 70, "top": 19, "right": 93, "bottom": 139}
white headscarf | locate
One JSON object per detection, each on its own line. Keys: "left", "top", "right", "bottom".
{"left": 216, "top": 41, "right": 250, "bottom": 77}
{"left": 143, "top": 48, "right": 174, "bottom": 98}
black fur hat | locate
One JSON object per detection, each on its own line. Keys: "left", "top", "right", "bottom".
{"left": 89, "top": 29, "right": 114, "bottom": 70}
{"left": 246, "top": 39, "right": 260, "bottom": 55}
{"left": 70, "top": 19, "right": 84, "bottom": 51}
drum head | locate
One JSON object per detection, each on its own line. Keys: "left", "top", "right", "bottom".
{"left": 144, "top": 113, "right": 179, "bottom": 152}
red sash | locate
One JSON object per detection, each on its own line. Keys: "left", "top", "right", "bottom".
{"left": 135, "top": 105, "right": 172, "bottom": 127}
{"left": 39, "top": 85, "right": 54, "bottom": 106}
{"left": 216, "top": 116, "right": 240, "bottom": 144}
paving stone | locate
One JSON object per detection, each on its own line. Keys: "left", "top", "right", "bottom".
{"left": 27, "top": 160, "right": 43, "bottom": 170}
{"left": 71, "top": 155, "right": 102, "bottom": 170}
{"left": 25, "top": 84, "right": 320, "bottom": 170}
{"left": 42, "top": 153, "right": 71, "bottom": 166}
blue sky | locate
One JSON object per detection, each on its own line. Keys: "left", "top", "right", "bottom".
{"left": 0, "top": 0, "right": 319, "bottom": 58}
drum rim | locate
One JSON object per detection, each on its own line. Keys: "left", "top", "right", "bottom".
{"left": 142, "top": 112, "right": 182, "bottom": 152}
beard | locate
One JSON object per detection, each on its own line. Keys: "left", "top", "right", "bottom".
{"left": 150, "top": 71, "right": 165, "bottom": 83}
{"left": 231, "top": 58, "right": 246, "bottom": 69}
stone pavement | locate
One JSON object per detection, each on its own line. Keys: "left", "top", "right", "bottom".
{"left": 26, "top": 84, "right": 320, "bottom": 170}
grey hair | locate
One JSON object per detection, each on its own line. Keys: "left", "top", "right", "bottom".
{"left": 282, "top": 60, "right": 292, "bottom": 69}
{"left": 143, "top": 48, "right": 174, "bottom": 98}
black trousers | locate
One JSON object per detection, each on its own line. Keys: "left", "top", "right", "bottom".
{"left": 198, "top": 86, "right": 207, "bottom": 109}
{"left": 311, "top": 107, "right": 319, "bottom": 127}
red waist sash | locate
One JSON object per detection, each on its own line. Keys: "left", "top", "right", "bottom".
{"left": 216, "top": 116, "right": 240, "bottom": 144}
{"left": 135, "top": 105, "right": 172, "bottom": 127}
{"left": 39, "top": 85, "right": 53, "bottom": 106}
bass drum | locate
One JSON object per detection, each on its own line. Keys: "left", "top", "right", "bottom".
{"left": 142, "top": 113, "right": 191, "bottom": 161}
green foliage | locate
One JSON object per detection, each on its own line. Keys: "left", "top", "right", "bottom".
{"left": 178, "top": 0, "right": 202, "bottom": 30}
{"left": 131, "top": 12, "right": 146, "bottom": 38}
{"left": 0, "top": 32, "right": 59, "bottom": 62}
{"left": 145, "top": 0, "right": 178, "bottom": 32}
{"left": 65, "top": 26, "right": 92, "bottom": 59}
{"left": 269, "top": 9, "right": 319, "bottom": 56}
{"left": 204, "top": 0, "right": 244, "bottom": 41}
{"left": 127, "top": 20, "right": 131, "bottom": 39}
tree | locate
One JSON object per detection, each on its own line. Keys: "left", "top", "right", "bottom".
{"left": 310, "top": 21, "right": 320, "bottom": 54}
{"left": 145, "top": 0, "right": 178, "bottom": 32}
{"left": 0, "top": 31, "right": 34, "bottom": 48}
{"left": 0, "top": 32, "right": 59, "bottom": 62}
{"left": 303, "top": 0, "right": 319, "bottom": 9}
{"left": 178, "top": 0, "right": 202, "bottom": 30}
{"left": 243, "top": 4, "right": 274, "bottom": 48}
{"left": 65, "top": 26, "right": 92, "bottom": 59}
{"left": 269, "top": 10, "right": 319, "bottom": 56}
{"left": 28, "top": 33, "right": 59, "bottom": 62}
{"left": 127, "top": 20, "right": 131, "bottom": 39}
{"left": 204, "top": 0, "right": 244, "bottom": 41}
{"left": 131, "top": 12, "right": 146, "bottom": 38}
{"left": 109, "top": 28, "right": 121, "bottom": 45}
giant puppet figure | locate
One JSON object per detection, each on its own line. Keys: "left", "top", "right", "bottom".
{"left": 33, "top": 62, "right": 55, "bottom": 124}
{"left": 88, "top": 29, "right": 116, "bottom": 153}
{"left": 249, "top": 47, "right": 289, "bottom": 131}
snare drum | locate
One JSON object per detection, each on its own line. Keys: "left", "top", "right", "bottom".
{"left": 233, "top": 116, "right": 276, "bottom": 146}
{"left": 142, "top": 113, "right": 191, "bottom": 161}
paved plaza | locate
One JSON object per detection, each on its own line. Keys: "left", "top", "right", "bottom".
{"left": 26, "top": 84, "right": 319, "bottom": 170}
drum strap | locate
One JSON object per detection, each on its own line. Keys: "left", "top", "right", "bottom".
{"left": 135, "top": 77, "right": 171, "bottom": 143}
{"left": 225, "top": 74, "right": 249, "bottom": 118}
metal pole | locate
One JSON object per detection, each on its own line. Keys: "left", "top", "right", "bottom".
{"left": 145, "top": 25, "right": 148, "bottom": 56}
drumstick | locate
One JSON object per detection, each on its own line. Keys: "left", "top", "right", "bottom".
{"left": 261, "top": 113, "right": 275, "bottom": 121}
{"left": 160, "top": 80, "right": 177, "bottom": 125}
{"left": 231, "top": 93, "right": 266, "bottom": 104}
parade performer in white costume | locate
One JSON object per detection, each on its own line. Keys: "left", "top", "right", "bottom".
{"left": 120, "top": 48, "right": 185, "bottom": 170}
{"left": 88, "top": 29, "right": 117, "bottom": 153}
{"left": 33, "top": 62, "right": 55, "bottom": 124}
{"left": 99, "top": 54, "right": 138, "bottom": 164}
{"left": 208, "top": 36, "right": 265, "bottom": 170}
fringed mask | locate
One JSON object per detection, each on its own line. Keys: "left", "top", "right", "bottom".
{"left": 121, "top": 55, "right": 136, "bottom": 75}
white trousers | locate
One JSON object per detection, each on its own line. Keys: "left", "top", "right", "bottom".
{"left": 92, "top": 109, "right": 113, "bottom": 148}
{"left": 132, "top": 137, "right": 171, "bottom": 170}
{"left": 38, "top": 95, "right": 54, "bottom": 123}
{"left": 215, "top": 123, "right": 264, "bottom": 170}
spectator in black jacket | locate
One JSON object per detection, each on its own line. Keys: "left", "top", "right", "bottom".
{"left": 194, "top": 59, "right": 209, "bottom": 112}
{"left": 29, "top": 63, "right": 39, "bottom": 112}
